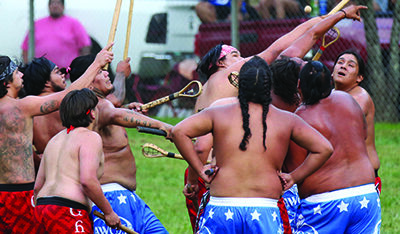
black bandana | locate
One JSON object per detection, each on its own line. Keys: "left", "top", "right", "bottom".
{"left": 0, "top": 60, "right": 17, "bottom": 81}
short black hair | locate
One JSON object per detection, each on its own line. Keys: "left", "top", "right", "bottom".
{"left": 334, "top": 49, "right": 365, "bottom": 78}
{"left": 49, "top": 0, "right": 64, "bottom": 6}
{"left": 20, "top": 57, "right": 56, "bottom": 95}
{"left": 60, "top": 88, "right": 98, "bottom": 128}
{"left": 69, "top": 54, "right": 96, "bottom": 83}
{"left": 299, "top": 61, "right": 333, "bottom": 106}
{"left": 270, "top": 57, "right": 301, "bottom": 106}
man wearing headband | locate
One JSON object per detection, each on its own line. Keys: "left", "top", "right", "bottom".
{"left": 20, "top": 56, "right": 131, "bottom": 173}
{"left": 0, "top": 44, "right": 113, "bottom": 233}
{"left": 184, "top": 4, "right": 367, "bottom": 231}
{"left": 172, "top": 56, "right": 332, "bottom": 233}
{"left": 69, "top": 54, "right": 171, "bottom": 233}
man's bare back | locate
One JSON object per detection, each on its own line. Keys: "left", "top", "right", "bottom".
{"left": 174, "top": 56, "right": 332, "bottom": 200}
{"left": 206, "top": 103, "right": 330, "bottom": 198}
{"left": 36, "top": 128, "right": 104, "bottom": 206}
{"left": 287, "top": 81, "right": 375, "bottom": 198}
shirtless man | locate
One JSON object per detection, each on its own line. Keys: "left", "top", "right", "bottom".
{"left": 20, "top": 56, "right": 131, "bottom": 172}
{"left": 185, "top": 5, "right": 366, "bottom": 230}
{"left": 332, "top": 49, "right": 381, "bottom": 194}
{"left": 285, "top": 61, "right": 381, "bottom": 233}
{"left": 0, "top": 44, "right": 112, "bottom": 233}
{"left": 34, "top": 88, "right": 120, "bottom": 233}
{"left": 69, "top": 55, "right": 171, "bottom": 234}
{"left": 194, "top": 4, "right": 366, "bottom": 113}
{"left": 172, "top": 56, "right": 333, "bottom": 233}
{"left": 270, "top": 56, "right": 302, "bottom": 113}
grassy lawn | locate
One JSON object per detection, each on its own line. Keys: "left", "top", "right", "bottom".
{"left": 128, "top": 119, "right": 400, "bottom": 233}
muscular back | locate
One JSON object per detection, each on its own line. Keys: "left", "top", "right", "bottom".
{"left": 288, "top": 91, "right": 375, "bottom": 198}
{"left": 0, "top": 98, "right": 35, "bottom": 183}
{"left": 36, "top": 128, "right": 104, "bottom": 207}
{"left": 208, "top": 103, "right": 307, "bottom": 199}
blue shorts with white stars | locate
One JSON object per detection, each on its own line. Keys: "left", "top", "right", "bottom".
{"left": 294, "top": 183, "right": 381, "bottom": 234}
{"left": 91, "top": 183, "right": 168, "bottom": 234}
{"left": 197, "top": 196, "right": 284, "bottom": 233}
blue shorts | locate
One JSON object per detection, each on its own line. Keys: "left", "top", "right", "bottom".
{"left": 91, "top": 183, "right": 168, "bottom": 234}
{"left": 295, "top": 183, "right": 381, "bottom": 233}
{"left": 282, "top": 184, "right": 300, "bottom": 232}
{"left": 197, "top": 196, "right": 284, "bottom": 233}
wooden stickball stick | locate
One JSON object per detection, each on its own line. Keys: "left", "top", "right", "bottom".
{"left": 124, "top": 0, "right": 134, "bottom": 60}
{"left": 104, "top": 0, "right": 123, "bottom": 70}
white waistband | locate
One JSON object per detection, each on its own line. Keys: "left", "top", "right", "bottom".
{"left": 209, "top": 196, "right": 278, "bottom": 207}
{"left": 304, "top": 184, "right": 376, "bottom": 203}
{"left": 101, "top": 183, "right": 127, "bottom": 193}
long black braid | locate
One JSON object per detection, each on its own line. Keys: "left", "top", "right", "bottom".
{"left": 238, "top": 56, "right": 272, "bottom": 151}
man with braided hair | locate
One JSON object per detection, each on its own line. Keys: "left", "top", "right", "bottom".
{"left": 184, "top": 5, "right": 367, "bottom": 230}
{"left": 172, "top": 56, "right": 333, "bottom": 232}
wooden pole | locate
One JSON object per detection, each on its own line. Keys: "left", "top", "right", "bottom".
{"left": 124, "top": 0, "right": 134, "bottom": 60}
{"left": 104, "top": 0, "right": 123, "bottom": 70}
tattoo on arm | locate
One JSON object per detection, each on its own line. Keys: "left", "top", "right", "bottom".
{"left": 39, "top": 100, "right": 58, "bottom": 114}
{"left": 122, "top": 111, "right": 152, "bottom": 127}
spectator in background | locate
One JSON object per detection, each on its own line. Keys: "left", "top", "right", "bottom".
{"left": 255, "top": 0, "right": 302, "bottom": 19}
{"left": 196, "top": 0, "right": 260, "bottom": 23}
{"left": 21, "top": 0, "right": 91, "bottom": 70}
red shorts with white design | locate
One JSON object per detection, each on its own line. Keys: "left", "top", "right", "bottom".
{"left": 35, "top": 197, "right": 93, "bottom": 233}
{"left": 0, "top": 183, "right": 39, "bottom": 233}
{"left": 184, "top": 168, "right": 208, "bottom": 230}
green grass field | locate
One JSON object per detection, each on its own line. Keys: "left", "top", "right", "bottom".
{"left": 128, "top": 119, "right": 400, "bottom": 233}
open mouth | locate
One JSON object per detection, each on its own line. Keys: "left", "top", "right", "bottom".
{"left": 338, "top": 71, "right": 346, "bottom": 76}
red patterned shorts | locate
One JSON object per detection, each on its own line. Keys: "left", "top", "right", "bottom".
{"left": 35, "top": 197, "right": 93, "bottom": 233}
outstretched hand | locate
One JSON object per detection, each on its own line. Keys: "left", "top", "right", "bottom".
{"left": 95, "top": 43, "right": 114, "bottom": 67}
{"left": 342, "top": 5, "right": 368, "bottom": 22}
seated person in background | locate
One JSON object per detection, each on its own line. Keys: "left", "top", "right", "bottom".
{"left": 196, "top": 0, "right": 260, "bottom": 23}
{"left": 255, "top": 0, "right": 302, "bottom": 19}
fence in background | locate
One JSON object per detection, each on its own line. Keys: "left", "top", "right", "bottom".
{"left": 129, "top": 0, "right": 399, "bottom": 121}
